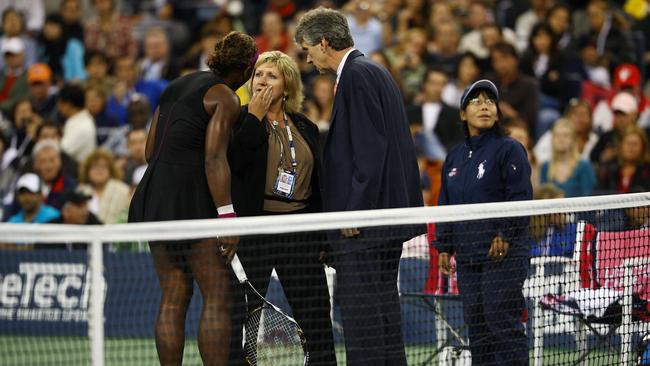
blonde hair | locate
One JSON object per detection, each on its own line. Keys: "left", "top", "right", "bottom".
{"left": 79, "top": 148, "right": 122, "bottom": 184}
{"left": 248, "top": 51, "right": 304, "bottom": 114}
{"left": 548, "top": 118, "right": 580, "bottom": 181}
{"left": 530, "top": 183, "right": 565, "bottom": 240}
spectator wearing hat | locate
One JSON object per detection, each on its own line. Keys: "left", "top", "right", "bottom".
{"left": 32, "top": 139, "right": 78, "bottom": 210}
{"left": 591, "top": 91, "right": 642, "bottom": 164}
{"left": 7, "top": 173, "right": 59, "bottom": 224}
{"left": 58, "top": 83, "right": 96, "bottom": 163}
{"left": 41, "top": 186, "right": 102, "bottom": 250}
{"left": 26, "top": 63, "right": 57, "bottom": 122}
{"left": 0, "top": 37, "right": 29, "bottom": 114}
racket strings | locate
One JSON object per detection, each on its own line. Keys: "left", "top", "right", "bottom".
{"left": 244, "top": 306, "right": 306, "bottom": 365}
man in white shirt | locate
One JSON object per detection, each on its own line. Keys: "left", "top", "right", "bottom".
{"left": 58, "top": 83, "right": 96, "bottom": 163}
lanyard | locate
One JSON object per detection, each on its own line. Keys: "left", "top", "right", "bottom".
{"left": 270, "top": 112, "right": 298, "bottom": 172}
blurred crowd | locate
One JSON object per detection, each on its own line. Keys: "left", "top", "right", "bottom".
{"left": 1, "top": 0, "right": 650, "bottom": 244}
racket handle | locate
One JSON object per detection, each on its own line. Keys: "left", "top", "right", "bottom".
{"left": 230, "top": 254, "right": 248, "bottom": 283}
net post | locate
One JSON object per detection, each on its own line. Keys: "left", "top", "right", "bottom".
{"left": 88, "top": 238, "right": 105, "bottom": 366}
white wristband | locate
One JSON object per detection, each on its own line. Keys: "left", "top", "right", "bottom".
{"left": 217, "top": 204, "right": 235, "bottom": 215}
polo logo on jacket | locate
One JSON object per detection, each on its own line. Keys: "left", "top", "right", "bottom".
{"left": 477, "top": 160, "right": 487, "bottom": 179}
{"left": 448, "top": 167, "right": 458, "bottom": 177}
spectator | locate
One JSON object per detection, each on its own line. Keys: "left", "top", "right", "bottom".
{"left": 0, "top": 133, "right": 18, "bottom": 217}
{"left": 596, "top": 125, "right": 650, "bottom": 194}
{"left": 106, "top": 55, "right": 166, "bottom": 125}
{"left": 459, "top": 1, "right": 518, "bottom": 60}
{"left": 489, "top": 41, "right": 540, "bottom": 140}
{"left": 369, "top": 50, "right": 405, "bottom": 98}
{"left": 396, "top": 0, "right": 428, "bottom": 40}
{"left": 7, "top": 172, "right": 59, "bottom": 224}
{"left": 0, "top": 37, "right": 29, "bottom": 114}
{"left": 388, "top": 27, "right": 428, "bottom": 102}
{"left": 0, "top": 8, "right": 37, "bottom": 70}
{"left": 58, "top": 83, "right": 96, "bottom": 163}
{"left": 515, "top": 0, "right": 554, "bottom": 51}
{"left": 255, "top": 12, "right": 292, "bottom": 54}
{"left": 122, "top": 128, "right": 147, "bottom": 185}
{"left": 535, "top": 98, "right": 599, "bottom": 163}
{"left": 540, "top": 119, "right": 596, "bottom": 197}
{"left": 407, "top": 68, "right": 464, "bottom": 159}
{"left": 529, "top": 183, "right": 577, "bottom": 257}
{"left": 546, "top": 3, "right": 574, "bottom": 51}
{"left": 442, "top": 51, "right": 482, "bottom": 108}
{"left": 27, "top": 63, "right": 57, "bottom": 122}
{"left": 507, "top": 118, "right": 540, "bottom": 191}
{"left": 86, "top": 86, "right": 120, "bottom": 146}
{"left": 0, "top": 0, "right": 44, "bottom": 34}
{"left": 345, "top": 0, "right": 384, "bottom": 56}
{"left": 591, "top": 91, "right": 640, "bottom": 164}
{"left": 425, "top": 18, "right": 462, "bottom": 76}
{"left": 84, "top": 0, "right": 137, "bottom": 62}
{"left": 38, "top": 14, "right": 86, "bottom": 83}
{"left": 103, "top": 95, "right": 151, "bottom": 157}
{"left": 32, "top": 139, "right": 77, "bottom": 210}
{"left": 79, "top": 148, "right": 130, "bottom": 224}
{"left": 83, "top": 50, "right": 115, "bottom": 98}
{"left": 303, "top": 74, "right": 334, "bottom": 134}
{"left": 137, "top": 27, "right": 180, "bottom": 82}
{"left": 18, "top": 121, "right": 79, "bottom": 180}
{"left": 181, "top": 22, "right": 225, "bottom": 73}
{"left": 577, "top": 0, "right": 636, "bottom": 73}
{"left": 42, "top": 186, "right": 102, "bottom": 250}
{"left": 3, "top": 98, "right": 42, "bottom": 171}
{"left": 59, "top": 0, "right": 84, "bottom": 41}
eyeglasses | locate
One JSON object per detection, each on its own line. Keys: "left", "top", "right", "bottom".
{"left": 467, "top": 97, "right": 496, "bottom": 106}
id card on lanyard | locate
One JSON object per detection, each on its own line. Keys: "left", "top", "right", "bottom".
{"left": 272, "top": 112, "right": 298, "bottom": 198}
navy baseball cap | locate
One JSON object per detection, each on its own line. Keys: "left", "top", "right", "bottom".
{"left": 460, "top": 79, "right": 499, "bottom": 109}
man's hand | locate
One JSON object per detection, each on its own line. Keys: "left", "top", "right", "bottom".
{"left": 218, "top": 236, "right": 239, "bottom": 264}
{"left": 341, "top": 228, "right": 360, "bottom": 238}
{"left": 488, "top": 235, "right": 510, "bottom": 261}
{"left": 438, "top": 252, "right": 454, "bottom": 276}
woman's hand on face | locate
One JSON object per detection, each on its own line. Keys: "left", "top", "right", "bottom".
{"left": 488, "top": 235, "right": 509, "bottom": 261}
{"left": 248, "top": 86, "right": 273, "bottom": 121}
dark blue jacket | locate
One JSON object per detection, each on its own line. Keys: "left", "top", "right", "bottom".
{"left": 435, "top": 129, "right": 533, "bottom": 262}
{"left": 321, "top": 50, "right": 423, "bottom": 249}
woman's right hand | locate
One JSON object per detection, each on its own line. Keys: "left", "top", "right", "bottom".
{"left": 248, "top": 85, "right": 273, "bottom": 121}
{"left": 439, "top": 252, "right": 454, "bottom": 276}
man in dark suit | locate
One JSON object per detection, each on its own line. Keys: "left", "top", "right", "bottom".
{"left": 407, "top": 68, "right": 464, "bottom": 160}
{"left": 295, "top": 8, "right": 423, "bottom": 366}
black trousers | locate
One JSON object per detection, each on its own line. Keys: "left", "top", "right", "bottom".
{"left": 332, "top": 241, "right": 407, "bottom": 366}
{"left": 237, "top": 230, "right": 337, "bottom": 366}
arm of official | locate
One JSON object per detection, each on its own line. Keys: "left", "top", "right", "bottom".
{"left": 496, "top": 141, "right": 533, "bottom": 244}
{"left": 345, "top": 71, "right": 387, "bottom": 211}
{"left": 434, "top": 157, "right": 455, "bottom": 254}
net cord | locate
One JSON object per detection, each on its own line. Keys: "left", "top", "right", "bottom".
{"left": 2, "top": 192, "right": 649, "bottom": 243}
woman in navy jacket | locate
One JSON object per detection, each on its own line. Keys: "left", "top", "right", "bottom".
{"left": 435, "top": 80, "right": 533, "bottom": 365}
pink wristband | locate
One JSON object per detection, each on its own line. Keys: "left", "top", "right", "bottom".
{"left": 217, "top": 204, "right": 236, "bottom": 218}
{"left": 218, "top": 212, "right": 237, "bottom": 218}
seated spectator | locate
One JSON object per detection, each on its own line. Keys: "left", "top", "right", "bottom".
{"left": 0, "top": 8, "right": 37, "bottom": 70}
{"left": 489, "top": 41, "right": 540, "bottom": 140}
{"left": 407, "top": 68, "right": 463, "bottom": 160}
{"left": 0, "top": 133, "right": 18, "bottom": 218}
{"left": 0, "top": 1, "right": 44, "bottom": 35}
{"left": 303, "top": 74, "right": 334, "bottom": 136}
{"left": 38, "top": 14, "right": 86, "bottom": 83}
{"left": 86, "top": 86, "right": 120, "bottom": 145}
{"left": 122, "top": 128, "right": 147, "bottom": 185}
{"left": 459, "top": 1, "right": 518, "bottom": 60}
{"left": 388, "top": 27, "right": 428, "bottom": 102}
{"left": 442, "top": 52, "right": 482, "bottom": 108}
{"left": 590, "top": 91, "right": 640, "bottom": 164}
{"left": 535, "top": 99, "right": 599, "bottom": 163}
{"left": 506, "top": 118, "right": 540, "bottom": 191}
{"left": 345, "top": 1, "right": 384, "bottom": 56}
{"left": 546, "top": 3, "right": 574, "bottom": 51}
{"left": 103, "top": 96, "right": 151, "bottom": 157}
{"left": 32, "top": 139, "right": 77, "bottom": 210}
{"left": 0, "top": 37, "right": 29, "bottom": 115}
{"left": 515, "top": 0, "right": 554, "bottom": 52}
{"left": 19, "top": 121, "right": 79, "bottom": 180}
{"left": 7, "top": 173, "right": 59, "bottom": 224}
{"left": 58, "top": 83, "right": 96, "bottom": 163}
{"left": 83, "top": 50, "right": 115, "bottom": 98}
{"left": 40, "top": 186, "right": 102, "bottom": 250}
{"left": 540, "top": 119, "right": 596, "bottom": 197}
{"left": 2, "top": 98, "right": 42, "bottom": 171}
{"left": 59, "top": 0, "right": 84, "bottom": 41}
{"left": 181, "top": 22, "right": 223, "bottom": 72}
{"left": 79, "top": 149, "right": 130, "bottom": 224}
{"left": 137, "top": 27, "right": 180, "bottom": 82}
{"left": 624, "top": 188, "right": 650, "bottom": 229}
{"left": 596, "top": 125, "right": 650, "bottom": 194}
{"left": 529, "top": 183, "right": 577, "bottom": 257}
{"left": 27, "top": 63, "right": 57, "bottom": 122}
{"left": 255, "top": 12, "right": 292, "bottom": 54}
{"left": 424, "top": 18, "right": 462, "bottom": 76}
{"left": 84, "top": 0, "right": 137, "bottom": 63}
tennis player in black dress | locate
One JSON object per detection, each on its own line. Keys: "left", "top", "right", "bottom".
{"left": 128, "top": 31, "right": 258, "bottom": 366}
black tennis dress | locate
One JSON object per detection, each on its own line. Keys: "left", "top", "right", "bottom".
{"left": 128, "top": 71, "right": 226, "bottom": 223}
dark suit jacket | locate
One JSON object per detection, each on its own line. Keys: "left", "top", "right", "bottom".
{"left": 228, "top": 106, "right": 323, "bottom": 217}
{"left": 406, "top": 102, "right": 463, "bottom": 152}
{"left": 322, "top": 50, "right": 423, "bottom": 249}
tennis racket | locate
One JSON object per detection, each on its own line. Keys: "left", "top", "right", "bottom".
{"left": 230, "top": 254, "right": 309, "bottom": 366}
